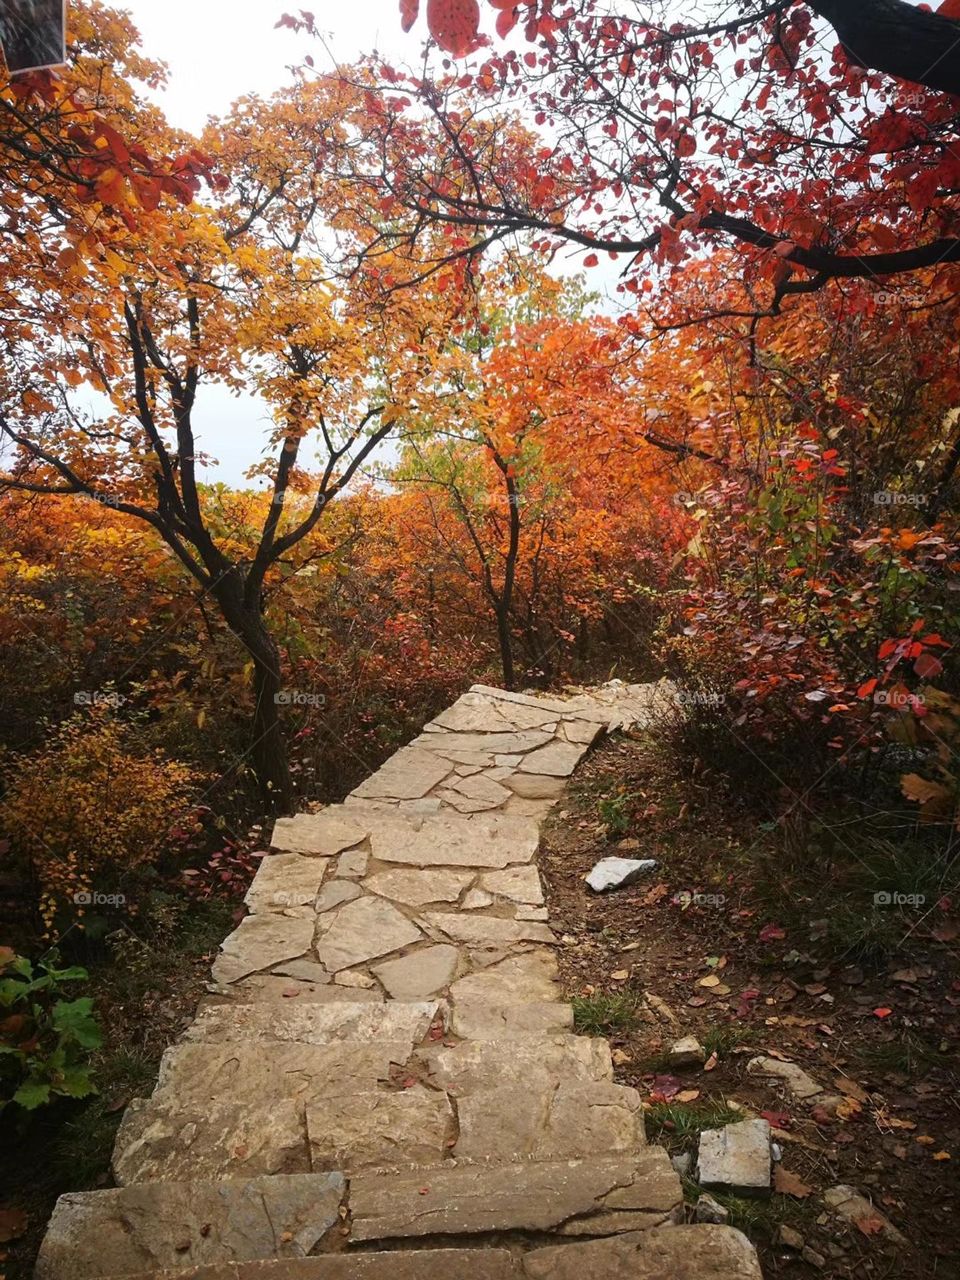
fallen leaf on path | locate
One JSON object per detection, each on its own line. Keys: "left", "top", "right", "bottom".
{"left": 761, "top": 1110, "right": 791, "bottom": 1128}
{"left": 703, "top": 1051, "right": 718, "bottom": 1072}
{"left": 933, "top": 1151, "right": 951, "bottom": 1160}
{"left": 854, "top": 1215, "right": 886, "bottom": 1237}
{"left": 675, "top": 1089, "right": 701, "bottom": 1103}
{"left": 834, "top": 1077, "right": 870, "bottom": 1103}
{"left": 773, "top": 1167, "right": 813, "bottom": 1198}
{"left": 836, "top": 1097, "right": 862, "bottom": 1121}
{"left": 611, "top": 969, "right": 630, "bottom": 981}
{"left": 698, "top": 974, "right": 721, "bottom": 988}
{"left": 759, "top": 923, "right": 786, "bottom": 942}
{"left": 873, "top": 1007, "right": 893, "bottom": 1018}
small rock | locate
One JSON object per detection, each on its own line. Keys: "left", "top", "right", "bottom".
{"left": 585, "top": 857, "right": 657, "bottom": 893}
{"left": 777, "top": 1225, "right": 804, "bottom": 1250}
{"left": 669, "top": 1036, "right": 707, "bottom": 1068}
{"left": 747, "top": 1054, "right": 822, "bottom": 1100}
{"left": 771, "top": 1143, "right": 782, "bottom": 1162}
{"left": 461, "top": 889, "right": 494, "bottom": 910}
{"left": 695, "top": 1193, "right": 729, "bottom": 1224}
{"left": 671, "top": 1152, "right": 693, "bottom": 1177}
{"left": 801, "top": 1246, "right": 826, "bottom": 1269}
{"left": 333, "top": 971, "right": 377, "bottom": 989}
{"left": 823, "top": 1184, "right": 907, "bottom": 1244}
{"left": 697, "top": 1118, "right": 771, "bottom": 1198}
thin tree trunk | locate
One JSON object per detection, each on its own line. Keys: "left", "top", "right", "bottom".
{"left": 214, "top": 573, "right": 294, "bottom": 813}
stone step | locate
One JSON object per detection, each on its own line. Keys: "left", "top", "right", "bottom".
{"left": 44, "top": 1227, "right": 762, "bottom": 1279}
{"left": 34, "top": 1173, "right": 345, "bottom": 1280}
{"left": 347, "top": 1150, "right": 682, "bottom": 1242}
{"left": 418, "top": 1034, "right": 613, "bottom": 1093}
{"left": 112, "top": 1039, "right": 419, "bottom": 1184}
{"left": 451, "top": 1081, "right": 645, "bottom": 1162}
{"left": 183, "top": 1000, "right": 440, "bottom": 1046}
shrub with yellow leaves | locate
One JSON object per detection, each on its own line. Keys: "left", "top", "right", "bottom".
{"left": 2, "top": 709, "right": 197, "bottom": 934}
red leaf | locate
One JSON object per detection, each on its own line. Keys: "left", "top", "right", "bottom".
{"left": 426, "top": 0, "right": 481, "bottom": 55}
{"left": 913, "top": 651, "right": 943, "bottom": 679}
{"left": 495, "top": 5, "right": 519, "bottom": 37}
{"left": 759, "top": 923, "right": 786, "bottom": 943}
{"left": 873, "top": 1007, "right": 893, "bottom": 1019}
{"left": 400, "top": 0, "right": 420, "bottom": 32}
{"left": 857, "top": 678, "right": 878, "bottom": 698}
{"left": 584, "top": 253, "right": 599, "bottom": 267}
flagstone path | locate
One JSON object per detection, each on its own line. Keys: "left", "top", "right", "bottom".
{"left": 35, "top": 682, "right": 762, "bottom": 1280}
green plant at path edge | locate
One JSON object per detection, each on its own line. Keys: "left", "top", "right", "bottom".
{"left": 0, "top": 947, "right": 101, "bottom": 1111}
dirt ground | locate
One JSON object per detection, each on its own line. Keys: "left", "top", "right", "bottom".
{"left": 540, "top": 733, "right": 960, "bottom": 1279}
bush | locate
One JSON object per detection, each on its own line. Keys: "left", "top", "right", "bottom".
{"left": 2, "top": 710, "right": 198, "bottom": 933}
{"left": 0, "top": 948, "right": 101, "bottom": 1112}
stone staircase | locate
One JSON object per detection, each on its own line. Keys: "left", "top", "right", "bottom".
{"left": 34, "top": 682, "right": 762, "bottom": 1280}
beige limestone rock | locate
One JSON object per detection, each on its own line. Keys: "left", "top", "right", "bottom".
{"left": 350, "top": 747, "right": 454, "bottom": 801}
{"left": 368, "top": 812, "right": 539, "bottom": 870}
{"left": 244, "top": 854, "right": 329, "bottom": 913}
{"left": 316, "top": 897, "right": 422, "bottom": 973}
{"left": 308, "top": 1087, "right": 453, "bottom": 1171}
{"left": 372, "top": 945, "right": 460, "bottom": 999}
{"left": 212, "top": 915, "right": 315, "bottom": 985}
{"left": 363, "top": 868, "right": 474, "bottom": 907}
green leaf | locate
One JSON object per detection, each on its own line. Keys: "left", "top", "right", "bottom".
{"left": 51, "top": 998, "right": 102, "bottom": 1050}
{"left": 13, "top": 1077, "right": 51, "bottom": 1110}
{"left": 54, "top": 1065, "right": 97, "bottom": 1099}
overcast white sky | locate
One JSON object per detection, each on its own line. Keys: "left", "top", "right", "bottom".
{"left": 57, "top": 2, "right": 618, "bottom": 488}
{"left": 107, "top": 2, "right": 418, "bottom": 486}
{"left": 131, "top": 0, "right": 413, "bottom": 133}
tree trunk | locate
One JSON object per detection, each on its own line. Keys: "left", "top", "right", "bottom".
{"left": 250, "top": 639, "right": 295, "bottom": 814}
{"left": 495, "top": 604, "right": 516, "bottom": 691}
{"left": 214, "top": 574, "right": 295, "bottom": 813}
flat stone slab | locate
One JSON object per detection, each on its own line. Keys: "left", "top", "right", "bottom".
{"left": 203, "top": 977, "right": 382, "bottom": 1005}
{"left": 212, "top": 915, "right": 315, "bottom": 985}
{"left": 454, "top": 1081, "right": 643, "bottom": 1161}
{"left": 350, "top": 747, "right": 454, "bottom": 800}
{"left": 348, "top": 1152, "right": 679, "bottom": 1242}
{"left": 421, "top": 1035, "right": 612, "bottom": 1094}
{"left": 363, "top": 868, "right": 474, "bottom": 907}
{"left": 271, "top": 811, "right": 367, "bottom": 855}
{"left": 449, "top": 773, "right": 514, "bottom": 805}
{"left": 35, "top": 1173, "right": 345, "bottom": 1279}
{"left": 414, "top": 730, "right": 554, "bottom": 756}
{"left": 368, "top": 812, "right": 539, "bottom": 869}
{"left": 184, "top": 1001, "right": 437, "bottom": 1049}
{"left": 431, "top": 695, "right": 558, "bottom": 733}
{"left": 698, "top": 1119, "right": 771, "bottom": 1198}
{"left": 315, "top": 896, "right": 422, "bottom": 973}
{"left": 522, "top": 1225, "right": 763, "bottom": 1280}
{"left": 585, "top": 857, "right": 657, "bottom": 893}
{"left": 480, "top": 865, "right": 544, "bottom": 905}
{"left": 372, "top": 945, "right": 460, "bottom": 998}
{"left": 504, "top": 773, "right": 567, "bottom": 799}
{"left": 307, "top": 1087, "right": 454, "bottom": 1171}
{"left": 746, "top": 1054, "right": 822, "bottom": 1099}
{"left": 206, "top": 1251, "right": 522, "bottom": 1279}
{"left": 449, "top": 950, "right": 560, "bottom": 1005}
{"left": 113, "top": 1096, "right": 308, "bottom": 1184}
{"left": 315, "top": 881, "right": 362, "bottom": 913}
{"left": 517, "top": 741, "right": 587, "bottom": 777}
{"left": 153, "top": 1041, "right": 413, "bottom": 1110}
{"left": 823, "top": 1184, "right": 906, "bottom": 1243}
{"left": 422, "top": 912, "right": 555, "bottom": 949}
{"left": 450, "top": 998, "right": 572, "bottom": 1039}
{"left": 244, "top": 855, "right": 329, "bottom": 913}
